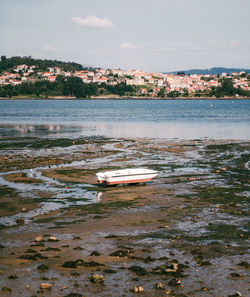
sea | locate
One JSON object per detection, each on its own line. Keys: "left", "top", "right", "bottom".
{"left": 0, "top": 99, "right": 249, "bottom": 139}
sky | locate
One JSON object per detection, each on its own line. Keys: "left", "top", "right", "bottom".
{"left": 1, "top": 0, "right": 250, "bottom": 72}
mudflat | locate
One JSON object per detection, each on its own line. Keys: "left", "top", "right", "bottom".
{"left": 0, "top": 135, "right": 249, "bottom": 297}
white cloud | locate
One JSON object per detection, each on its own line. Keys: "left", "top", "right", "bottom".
{"left": 44, "top": 45, "right": 56, "bottom": 51}
{"left": 120, "top": 42, "right": 135, "bottom": 50}
{"left": 71, "top": 15, "right": 114, "bottom": 28}
{"left": 120, "top": 42, "right": 200, "bottom": 52}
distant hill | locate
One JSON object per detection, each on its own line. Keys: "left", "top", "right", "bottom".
{"left": 169, "top": 67, "right": 250, "bottom": 75}
{"left": 0, "top": 55, "right": 88, "bottom": 73}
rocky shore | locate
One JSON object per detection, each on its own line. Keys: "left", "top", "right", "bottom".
{"left": 0, "top": 135, "right": 249, "bottom": 296}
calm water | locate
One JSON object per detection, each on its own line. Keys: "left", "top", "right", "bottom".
{"left": 0, "top": 99, "right": 249, "bottom": 139}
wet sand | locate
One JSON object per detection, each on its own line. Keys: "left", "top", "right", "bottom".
{"left": 0, "top": 135, "right": 249, "bottom": 297}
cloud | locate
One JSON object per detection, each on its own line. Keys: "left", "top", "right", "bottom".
{"left": 120, "top": 42, "right": 200, "bottom": 52}
{"left": 71, "top": 15, "right": 114, "bottom": 28}
{"left": 44, "top": 45, "right": 56, "bottom": 51}
{"left": 120, "top": 43, "right": 136, "bottom": 50}
{"left": 152, "top": 42, "right": 201, "bottom": 52}
{"left": 120, "top": 42, "right": 150, "bottom": 51}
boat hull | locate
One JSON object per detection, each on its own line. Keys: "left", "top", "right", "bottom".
{"left": 96, "top": 168, "right": 158, "bottom": 185}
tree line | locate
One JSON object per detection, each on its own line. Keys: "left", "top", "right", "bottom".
{"left": 0, "top": 56, "right": 86, "bottom": 72}
{"left": 0, "top": 76, "right": 135, "bottom": 98}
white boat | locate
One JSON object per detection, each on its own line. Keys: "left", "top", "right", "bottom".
{"left": 96, "top": 168, "right": 158, "bottom": 185}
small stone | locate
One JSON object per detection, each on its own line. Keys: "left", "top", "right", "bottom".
{"left": 133, "top": 285, "right": 143, "bottom": 293}
{"left": 25, "top": 284, "right": 30, "bottom": 289}
{"left": 40, "top": 283, "right": 52, "bottom": 289}
{"left": 35, "top": 236, "right": 43, "bottom": 242}
{"left": 168, "top": 278, "right": 181, "bottom": 286}
{"left": 109, "top": 250, "right": 128, "bottom": 257}
{"left": 62, "top": 261, "right": 78, "bottom": 268}
{"left": 133, "top": 286, "right": 139, "bottom": 293}
{"left": 155, "top": 282, "right": 165, "bottom": 290}
{"left": 37, "top": 264, "right": 49, "bottom": 271}
{"left": 90, "top": 274, "right": 104, "bottom": 283}
{"left": 237, "top": 261, "right": 249, "bottom": 268}
{"left": 128, "top": 265, "right": 148, "bottom": 276}
{"left": 138, "top": 286, "right": 144, "bottom": 292}
{"left": 8, "top": 274, "right": 18, "bottom": 279}
{"left": 90, "top": 251, "right": 100, "bottom": 256}
{"left": 16, "top": 217, "right": 25, "bottom": 225}
{"left": 48, "top": 236, "right": 57, "bottom": 241}
{"left": 230, "top": 273, "right": 243, "bottom": 277}
{"left": 228, "top": 293, "right": 242, "bottom": 297}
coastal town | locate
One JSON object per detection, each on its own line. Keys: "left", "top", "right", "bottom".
{"left": 0, "top": 59, "right": 250, "bottom": 98}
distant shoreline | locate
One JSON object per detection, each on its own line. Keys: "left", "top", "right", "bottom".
{"left": 0, "top": 96, "right": 250, "bottom": 100}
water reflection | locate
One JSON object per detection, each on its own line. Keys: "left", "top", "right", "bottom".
{"left": 0, "top": 124, "right": 82, "bottom": 138}
{"left": 79, "top": 122, "right": 250, "bottom": 140}
{"left": 0, "top": 122, "right": 249, "bottom": 139}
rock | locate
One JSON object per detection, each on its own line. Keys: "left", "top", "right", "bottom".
{"left": 128, "top": 265, "right": 148, "bottom": 276}
{"left": 228, "top": 293, "right": 242, "bottom": 297}
{"left": 90, "top": 251, "right": 100, "bottom": 256}
{"left": 35, "top": 236, "right": 43, "bottom": 242}
{"left": 25, "top": 284, "right": 30, "bottom": 289}
{"left": 81, "top": 260, "right": 104, "bottom": 267}
{"left": 168, "top": 278, "right": 181, "bottom": 286}
{"left": 237, "top": 261, "right": 249, "bottom": 268}
{"left": 48, "top": 236, "right": 57, "bottom": 242}
{"left": 133, "top": 286, "right": 138, "bottom": 293}
{"left": 73, "top": 246, "right": 83, "bottom": 250}
{"left": 16, "top": 217, "right": 25, "bottom": 225}
{"left": 155, "top": 282, "right": 165, "bottom": 290}
{"left": 8, "top": 274, "right": 18, "bottom": 279}
{"left": 44, "top": 247, "right": 60, "bottom": 251}
{"left": 109, "top": 250, "right": 128, "bottom": 257}
{"left": 62, "top": 261, "right": 78, "bottom": 268}
{"left": 138, "top": 286, "right": 144, "bottom": 292}
{"left": 230, "top": 273, "right": 243, "bottom": 277}
{"left": 0, "top": 244, "right": 5, "bottom": 249}
{"left": 133, "top": 285, "right": 144, "bottom": 293}
{"left": 37, "top": 264, "right": 49, "bottom": 271}
{"left": 18, "top": 254, "right": 37, "bottom": 261}
{"left": 40, "top": 283, "right": 52, "bottom": 289}
{"left": 90, "top": 274, "right": 104, "bottom": 283}
{"left": 103, "top": 269, "right": 117, "bottom": 274}
{"left": 64, "top": 293, "right": 84, "bottom": 297}
{"left": 25, "top": 248, "right": 36, "bottom": 253}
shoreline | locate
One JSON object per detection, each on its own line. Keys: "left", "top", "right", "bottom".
{"left": 0, "top": 96, "right": 250, "bottom": 100}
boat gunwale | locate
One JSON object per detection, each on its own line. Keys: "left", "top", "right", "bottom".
{"left": 104, "top": 171, "right": 158, "bottom": 179}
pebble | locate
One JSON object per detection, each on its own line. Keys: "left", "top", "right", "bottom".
{"left": 90, "top": 274, "right": 104, "bottom": 283}
{"left": 48, "top": 236, "right": 57, "bottom": 241}
{"left": 35, "top": 236, "right": 43, "bottom": 242}
{"left": 155, "top": 282, "right": 165, "bottom": 290}
{"left": 133, "top": 285, "right": 144, "bottom": 293}
{"left": 16, "top": 217, "right": 25, "bottom": 225}
{"left": 40, "top": 283, "right": 52, "bottom": 289}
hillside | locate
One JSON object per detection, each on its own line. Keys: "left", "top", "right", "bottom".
{"left": 170, "top": 67, "right": 250, "bottom": 75}
{"left": 0, "top": 56, "right": 87, "bottom": 73}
